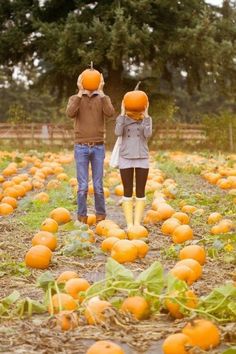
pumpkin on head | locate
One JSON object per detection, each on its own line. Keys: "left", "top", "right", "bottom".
{"left": 123, "top": 82, "right": 149, "bottom": 120}
{"left": 124, "top": 90, "right": 148, "bottom": 112}
{"left": 80, "top": 62, "right": 101, "bottom": 91}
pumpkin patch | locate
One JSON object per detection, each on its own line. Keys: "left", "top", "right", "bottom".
{"left": 0, "top": 149, "right": 235, "bottom": 353}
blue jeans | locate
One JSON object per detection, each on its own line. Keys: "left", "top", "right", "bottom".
{"left": 74, "top": 144, "right": 106, "bottom": 217}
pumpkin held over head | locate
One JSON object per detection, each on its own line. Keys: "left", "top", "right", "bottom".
{"left": 81, "top": 69, "right": 101, "bottom": 91}
{"left": 123, "top": 90, "right": 148, "bottom": 112}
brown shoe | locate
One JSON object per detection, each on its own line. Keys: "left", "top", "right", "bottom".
{"left": 78, "top": 215, "right": 88, "bottom": 224}
{"left": 96, "top": 214, "right": 106, "bottom": 223}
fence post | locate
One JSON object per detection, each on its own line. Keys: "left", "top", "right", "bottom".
{"left": 31, "top": 123, "right": 35, "bottom": 148}
{"left": 229, "top": 121, "right": 234, "bottom": 152}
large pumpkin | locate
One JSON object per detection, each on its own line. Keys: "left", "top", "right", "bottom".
{"left": 81, "top": 69, "right": 101, "bottom": 91}
{"left": 123, "top": 90, "right": 148, "bottom": 112}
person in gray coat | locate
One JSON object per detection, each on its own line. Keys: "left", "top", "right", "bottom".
{"left": 115, "top": 102, "right": 152, "bottom": 229}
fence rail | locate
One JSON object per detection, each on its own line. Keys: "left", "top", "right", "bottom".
{"left": 0, "top": 122, "right": 207, "bottom": 147}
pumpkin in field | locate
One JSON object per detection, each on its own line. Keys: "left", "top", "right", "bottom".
{"left": 57, "top": 271, "right": 79, "bottom": 284}
{"left": 84, "top": 298, "right": 112, "bottom": 325}
{"left": 3, "top": 187, "right": 18, "bottom": 199}
{"left": 49, "top": 207, "right": 71, "bottom": 224}
{"left": 143, "top": 209, "right": 160, "bottom": 224}
{"left": 65, "top": 278, "right": 90, "bottom": 302}
{"left": 207, "top": 212, "right": 222, "bottom": 224}
{"left": 0, "top": 202, "right": 14, "bottom": 216}
{"left": 56, "top": 311, "right": 78, "bottom": 331}
{"left": 1, "top": 196, "right": 17, "bottom": 209}
{"left": 161, "top": 218, "right": 181, "bottom": 236}
{"left": 170, "top": 265, "right": 195, "bottom": 285}
{"left": 181, "top": 205, "right": 197, "bottom": 214}
{"left": 95, "top": 220, "right": 119, "bottom": 236}
{"left": 165, "top": 290, "right": 198, "bottom": 319}
{"left": 179, "top": 245, "right": 206, "bottom": 265}
{"left": 40, "top": 218, "right": 59, "bottom": 233}
{"left": 162, "top": 333, "right": 190, "bottom": 354}
{"left": 86, "top": 341, "right": 125, "bottom": 354}
{"left": 87, "top": 213, "right": 96, "bottom": 226}
{"left": 101, "top": 237, "right": 120, "bottom": 252}
{"left": 34, "top": 192, "right": 50, "bottom": 203}
{"left": 172, "top": 212, "right": 190, "bottom": 224}
{"left": 175, "top": 259, "right": 202, "bottom": 281}
{"left": 111, "top": 239, "right": 138, "bottom": 263}
{"left": 14, "top": 185, "right": 26, "bottom": 198}
{"left": 211, "top": 219, "right": 233, "bottom": 234}
{"left": 123, "top": 90, "right": 148, "bottom": 112}
{"left": 172, "top": 225, "right": 193, "bottom": 244}
{"left": 120, "top": 296, "right": 150, "bottom": 320}
{"left": 114, "top": 184, "right": 124, "bottom": 196}
{"left": 106, "top": 228, "right": 127, "bottom": 239}
{"left": 127, "top": 225, "right": 148, "bottom": 240}
{"left": 81, "top": 68, "right": 101, "bottom": 91}
{"left": 32, "top": 231, "right": 57, "bottom": 251}
{"left": 182, "top": 319, "right": 220, "bottom": 350}
{"left": 48, "top": 293, "right": 77, "bottom": 314}
{"left": 131, "top": 239, "right": 149, "bottom": 258}
{"left": 25, "top": 245, "right": 52, "bottom": 269}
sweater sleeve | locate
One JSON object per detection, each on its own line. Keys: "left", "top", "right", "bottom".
{"left": 66, "top": 95, "right": 81, "bottom": 118}
{"left": 115, "top": 115, "right": 125, "bottom": 136}
{"left": 142, "top": 116, "right": 152, "bottom": 138}
{"left": 101, "top": 96, "right": 115, "bottom": 117}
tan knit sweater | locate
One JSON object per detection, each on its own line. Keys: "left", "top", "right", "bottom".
{"left": 66, "top": 93, "right": 115, "bottom": 144}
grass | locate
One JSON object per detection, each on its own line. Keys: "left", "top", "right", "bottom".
{"left": 18, "top": 179, "right": 76, "bottom": 231}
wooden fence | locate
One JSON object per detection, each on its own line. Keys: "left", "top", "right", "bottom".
{"left": 0, "top": 122, "right": 207, "bottom": 148}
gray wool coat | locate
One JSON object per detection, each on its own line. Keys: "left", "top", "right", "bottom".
{"left": 115, "top": 115, "right": 152, "bottom": 159}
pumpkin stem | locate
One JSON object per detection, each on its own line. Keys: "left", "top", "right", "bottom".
{"left": 90, "top": 61, "right": 94, "bottom": 70}
{"left": 134, "top": 81, "right": 141, "bottom": 90}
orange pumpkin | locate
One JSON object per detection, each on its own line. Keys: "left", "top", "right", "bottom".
{"left": 32, "top": 231, "right": 57, "bottom": 251}
{"left": 49, "top": 207, "right": 71, "bottom": 225}
{"left": 40, "top": 218, "right": 59, "bottom": 233}
{"left": 25, "top": 245, "right": 52, "bottom": 269}
{"left": 123, "top": 90, "right": 148, "bottom": 112}
{"left": 81, "top": 69, "right": 101, "bottom": 91}
{"left": 0, "top": 202, "right": 14, "bottom": 216}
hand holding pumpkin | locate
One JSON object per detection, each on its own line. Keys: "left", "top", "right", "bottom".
{"left": 144, "top": 101, "right": 149, "bottom": 118}
{"left": 77, "top": 75, "right": 85, "bottom": 97}
{"left": 121, "top": 100, "right": 125, "bottom": 116}
{"left": 97, "top": 74, "right": 105, "bottom": 97}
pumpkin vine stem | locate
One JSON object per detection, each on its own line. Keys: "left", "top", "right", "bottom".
{"left": 134, "top": 81, "right": 141, "bottom": 90}
{"left": 90, "top": 61, "right": 93, "bottom": 70}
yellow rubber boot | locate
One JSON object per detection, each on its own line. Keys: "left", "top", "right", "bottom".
{"left": 134, "top": 197, "right": 146, "bottom": 225}
{"left": 122, "top": 197, "right": 133, "bottom": 229}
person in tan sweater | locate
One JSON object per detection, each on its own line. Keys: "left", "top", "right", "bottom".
{"left": 66, "top": 74, "right": 115, "bottom": 223}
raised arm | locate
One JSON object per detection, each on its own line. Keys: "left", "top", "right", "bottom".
{"left": 142, "top": 116, "right": 152, "bottom": 138}
{"left": 115, "top": 115, "right": 125, "bottom": 136}
{"left": 101, "top": 96, "right": 115, "bottom": 117}
{"left": 66, "top": 95, "right": 81, "bottom": 118}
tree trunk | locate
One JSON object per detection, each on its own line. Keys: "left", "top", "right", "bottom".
{"left": 105, "top": 64, "right": 124, "bottom": 149}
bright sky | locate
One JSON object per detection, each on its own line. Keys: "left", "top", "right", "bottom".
{"left": 205, "top": 0, "right": 223, "bottom": 5}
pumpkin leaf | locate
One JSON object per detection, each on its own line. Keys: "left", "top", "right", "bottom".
{"left": 105, "top": 258, "right": 134, "bottom": 282}
{"left": 83, "top": 280, "right": 106, "bottom": 299}
{"left": 1, "top": 291, "right": 21, "bottom": 306}
{"left": 166, "top": 274, "right": 188, "bottom": 293}
{"left": 36, "top": 271, "right": 55, "bottom": 291}
{"left": 16, "top": 298, "right": 46, "bottom": 317}
{"left": 136, "top": 261, "right": 164, "bottom": 294}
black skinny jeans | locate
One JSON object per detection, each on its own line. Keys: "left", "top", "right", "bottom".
{"left": 120, "top": 168, "right": 149, "bottom": 198}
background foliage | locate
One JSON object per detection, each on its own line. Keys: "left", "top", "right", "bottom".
{"left": 0, "top": 0, "right": 235, "bottom": 146}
